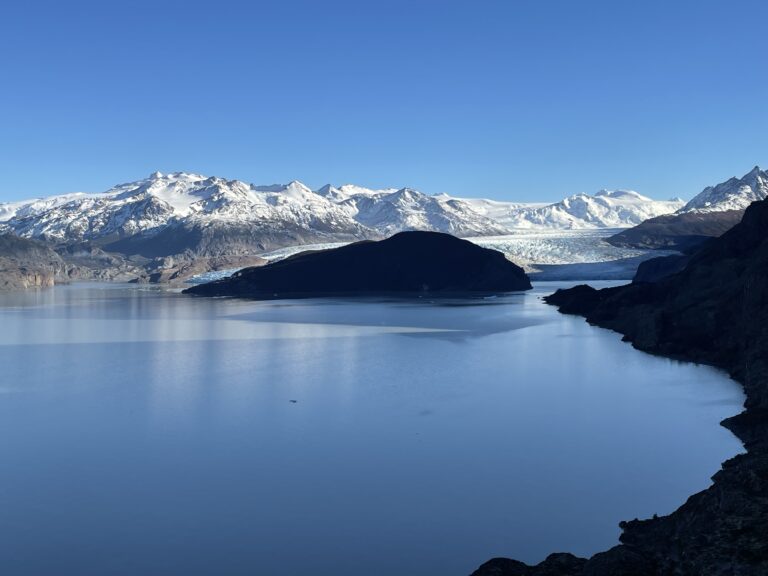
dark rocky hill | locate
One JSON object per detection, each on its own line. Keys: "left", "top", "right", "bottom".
{"left": 471, "top": 199, "right": 768, "bottom": 574}
{"left": 605, "top": 209, "right": 744, "bottom": 251}
{"left": 185, "top": 231, "right": 532, "bottom": 298}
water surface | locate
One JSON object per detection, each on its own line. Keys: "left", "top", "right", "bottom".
{"left": 0, "top": 283, "right": 744, "bottom": 575}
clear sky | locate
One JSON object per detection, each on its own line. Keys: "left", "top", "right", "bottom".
{"left": 1, "top": 0, "right": 766, "bottom": 203}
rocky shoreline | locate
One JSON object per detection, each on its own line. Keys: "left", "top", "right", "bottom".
{"left": 472, "top": 199, "right": 768, "bottom": 575}
{"left": 0, "top": 233, "right": 272, "bottom": 290}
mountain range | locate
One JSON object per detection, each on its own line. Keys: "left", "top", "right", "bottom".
{"left": 0, "top": 167, "right": 763, "bottom": 287}
{"left": 0, "top": 172, "right": 684, "bottom": 252}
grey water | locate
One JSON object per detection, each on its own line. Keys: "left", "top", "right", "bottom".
{"left": 0, "top": 283, "right": 744, "bottom": 576}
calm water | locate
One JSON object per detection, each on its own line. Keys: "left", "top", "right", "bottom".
{"left": 0, "top": 283, "right": 744, "bottom": 576}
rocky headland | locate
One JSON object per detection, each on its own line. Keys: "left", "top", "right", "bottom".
{"left": 184, "top": 231, "right": 532, "bottom": 298}
{"left": 472, "top": 198, "right": 768, "bottom": 575}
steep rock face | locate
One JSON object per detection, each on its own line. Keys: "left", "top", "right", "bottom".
{"left": 184, "top": 231, "right": 532, "bottom": 298}
{"left": 0, "top": 234, "right": 64, "bottom": 289}
{"left": 472, "top": 199, "right": 768, "bottom": 575}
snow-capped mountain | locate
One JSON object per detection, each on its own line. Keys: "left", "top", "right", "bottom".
{"left": 335, "top": 187, "right": 510, "bottom": 236}
{"left": 457, "top": 190, "right": 683, "bottom": 229}
{"left": 439, "top": 196, "right": 547, "bottom": 229}
{"left": 0, "top": 173, "right": 371, "bottom": 251}
{"left": 0, "top": 172, "right": 686, "bottom": 260}
{"left": 680, "top": 166, "right": 767, "bottom": 213}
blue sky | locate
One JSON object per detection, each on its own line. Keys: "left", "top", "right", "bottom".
{"left": 1, "top": 0, "right": 766, "bottom": 202}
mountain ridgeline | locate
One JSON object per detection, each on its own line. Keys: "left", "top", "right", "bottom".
{"left": 0, "top": 172, "right": 684, "bottom": 255}
{"left": 0, "top": 167, "right": 763, "bottom": 289}
{"left": 184, "top": 231, "right": 532, "bottom": 298}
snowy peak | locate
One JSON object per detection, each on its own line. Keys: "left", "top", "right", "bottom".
{"left": 594, "top": 189, "right": 651, "bottom": 201}
{"left": 483, "top": 190, "right": 684, "bottom": 230}
{"left": 681, "top": 166, "right": 768, "bottom": 213}
{"left": 330, "top": 186, "right": 511, "bottom": 237}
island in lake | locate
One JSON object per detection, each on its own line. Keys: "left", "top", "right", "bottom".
{"left": 184, "top": 231, "right": 532, "bottom": 298}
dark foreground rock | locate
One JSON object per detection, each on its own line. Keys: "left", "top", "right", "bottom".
{"left": 184, "top": 231, "right": 532, "bottom": 298}
{"left": 473, "top": 198, "right": 768, "bottom": 575}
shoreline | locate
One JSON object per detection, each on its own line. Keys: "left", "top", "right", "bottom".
{"left": 472, "top": 244, "right": 768, "bottom": 576}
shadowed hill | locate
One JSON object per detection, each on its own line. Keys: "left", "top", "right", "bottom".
{"left": 184, "top": 231, "right": 532, "bottom": 298}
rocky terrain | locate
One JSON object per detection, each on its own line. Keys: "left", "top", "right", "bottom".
{"left": 0, "top": 234, "right": 63, "bottom": 289}
{"left": 184, "top": 231, "right": 532, "bottom": 298}
{"left": 0, "top": 234, "right": 147, "bottom": 289}
{"left": 471, "top": 198, "right": 768, "bottom": 575}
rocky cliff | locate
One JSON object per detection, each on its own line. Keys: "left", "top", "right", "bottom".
{"left": 0, "top": 234, "right": 65, "bottom": 289}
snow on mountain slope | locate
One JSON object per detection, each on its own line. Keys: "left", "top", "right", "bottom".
{"left": 495, "top": 190, "right": 684, "bottom": 229}
{"left": 449, "top": 196, "right": 548, "bottom": 228}
{"left": 0, "top": 172, "right": 686, "bottom": 254}
{"left": 317, "top": 183, "right": 398, "bottom": 200}
{"left": 0, "top": 192, "right": 93, "bottom": 223}
{"left": 336, "top": 187, "right": 511, "bottom": 236}
{"left": 680, "top": 166, "right": 768, "bottom": 213}
{"left": 0, "top": 172, "right": 371, "bottom": 244}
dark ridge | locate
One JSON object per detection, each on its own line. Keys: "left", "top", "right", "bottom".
{"left": 472, "top": 198, "right": 768, "bottom": 575}
{"left": 184, "top": 231, "right": 532, "bottom": 298}
{"left": 605, "top": 209, "right": 744, "bottom": 251}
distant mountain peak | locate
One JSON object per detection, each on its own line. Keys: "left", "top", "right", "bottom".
{"left": 681, "top": 166, "right": 768, "bottom": 214}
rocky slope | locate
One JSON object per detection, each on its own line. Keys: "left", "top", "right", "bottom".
{"left": 0, "top": 234, "right": 146, "bottom": 289}
{"left": 606, "top": 209, "right": 744, "bottom": 251}
{"left": 607, "top": 166, "right": 767, "bottom": 250}
{"left": 184, "top": 231, "right": 532, "bottom": 298}
{"left": 471, "top": 198, "right": 768, "bottom": 575}
{"left": 0, "top": 234, "right": 63, "bottom": 289}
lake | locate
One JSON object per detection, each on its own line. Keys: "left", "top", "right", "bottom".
{"left": 0, "top": 282, "right": 744, "bottom": 575}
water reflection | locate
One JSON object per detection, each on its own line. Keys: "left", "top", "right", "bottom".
{"left": 0, "top": 282, "right": 745, "bottom": 576}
